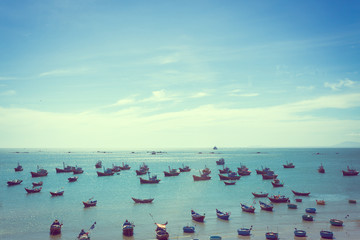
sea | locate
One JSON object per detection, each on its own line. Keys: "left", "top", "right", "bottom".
{"left": 0, "top": 148, "right": 359, "bottom": 240}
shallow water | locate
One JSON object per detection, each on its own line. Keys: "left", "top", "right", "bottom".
{"left": 0, "top": 148, "right": 359, "bottom": 239}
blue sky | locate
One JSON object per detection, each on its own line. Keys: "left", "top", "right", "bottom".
{"left": 0, "top": 0, "right": 359, "bottom": 148}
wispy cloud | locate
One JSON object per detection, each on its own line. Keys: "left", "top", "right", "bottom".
{"left": 39, "top": 68, "right": 90, "bottom": 77}
{"left": 324, "top": 78, "right": 357, "bottom": 90}
{"left": 0, "top": 90, "right": 16, "bottom": 96}
{"left": 191, "top": 92, "right": 209, "bottom": 98}
{"left": 0, "top": 76, "right": 17, "bottom": 81}
{"left": 228, "top": 89, "right": 259, "bottom": 97}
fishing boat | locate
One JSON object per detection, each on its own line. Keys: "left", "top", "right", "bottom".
{"left": 155, "top": 222, "right": 169, "bottom": 240}
{"left": 218, "top": 172, "right": 241, "bottom": 180}
{"left": 265, "top": 232, "right": 278, "bottom": 239}
{"left": 252, "top": 192, "right": 268, "bottom": 197}
{"left": 122, "top": 220, "right": 135, "bottom": 236}
{"left": 25, "top": 187, "right": 42, "bottom": 193}
{"left": 216, "top": 209, "right": 230, "bottom": 220}
{"left": 283, "top": 161, "right": 295, "bottom": 168}
{"left": 302, "top": 214, "right": 313, "bottom": 221}
{"left": 14, "top": 163, "right": 23, "bottom": 172}
{"left": 294, "top": 228, "right": 306, "bottom": 237}
{"left": 330, "top": 218, "right": 343, "bottom": 226}
{"left": 119, "top": 162, "right": 131, "bottom": 170}
{"left": 237, "top": 226, "right": 252, "bottom": 236}
{"left": 268, "top": 195, "right": 289, "bottom": 203}
{"left": 131, "top": 197, "right": 154, "bottom": 203}
{"left": 136, "top": 168, "right": 148, "bottom": 175}
{"left": 271, "top": 179, "right": 284, "bottom": 187}
{"left": 96, "top": 168, "right": 114, "bottom": 176}
{"left": 342, "top": 166, "right": 359, "bottom": 176}
{"left": 73, "top": 166, "right": 84, "bottom": 174}
{"left": 292, "top": 190, "right": 310, "bottom": 196}
{"left": 216, "top": 158, "right": 225, "bottom": 165}
{"left": 164, "top": 167, "right": 180, "bottom": 176}
{"left": 193, "top": 171, "right": 211, "bottom": 181}
{"left": 238, "top": 169, "right": 251, "bottom": 176}
{"left": 241, "top": 203, "right": 255, "bottom": 213}
{"left": 320, "top": 230, "right": 333, "bottom": 239}
{"left": 262, "top": 171, "right": 278, "bottom": 180}
{"left": 219, "top": 167, "right": 231, "bottom": 174}
{"left": 111, "top": 164, "right": 122, "bottom": 172}
{"left": 210, "top": 236, "right": 222, "bottom": 240}
{"left": 95, "top": 160, "right": 102, "bottom": 168}
{"left": 287, "top": 203, "right": 297, "bottom": 209}
{"left": 318, "top": 163, "right": 325, "bottom": 173}
{"left": 191, "top": 210, "right": 205, "bottom": 222}
{"left": 68, "top": 176, "right": 78, "bottom": 182}
{"left": 295, "top": 198, "right": 302, "bottom": 202}
{"left": 31, "top": 166, "right": 48, "bottom": 177}
{"left": 83, "top": 198, "right": 97, "bottom": 207}
{"left": 202, "top": 167, "right": 211, "bottom": 175}
{"left": 50, "top": 220, "right": 62, "bottom": 235}
{"left": 56, "top": 162, "right": 75, "bottom": 173}
{"left": 255, "top": 167, "right": 271, "bottom": 174}
{"left": 348, "top": 199, "right": 356, "bottom": 204}
{"left": 7, "top": 179, "right": 22, "bottom": 186}
{"left": 77, "top": 222, "right": 96, "bottom": 240}
{"left": 259, "top": 201, "right": 274, "bottom": 211}
{"left": 179, "top": 164, "right": 191, "bottom": 172}
{"left": 140, "top": 173, "right": 160, "bottom": 184}
{"left": 50, "top": 190, "right": 64, "bottom": 196}
{"left": 316, "top": 199, "right": 325, "bottom": 205}
{"left": 305, "top": 208, "right": 316, "bottom": 213}
{"left": 224, "top": 181, "right": 236, "bottom": 185}
{"left": 32, "top": 181, "right": 43, "bottom": 187}
{"left": 183, "top": 225, "right": 195, "bottom": 233}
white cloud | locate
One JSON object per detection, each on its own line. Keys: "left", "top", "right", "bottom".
{"left": 0, "top": 77, "right": 17, "bottom": 81}
{"left": 39, "top": 68, "right": 89, "bottom": 77}
{"left": 0, "top": 90, "right": 16, "bottom": 96}
{"left": 324, "top": 78, "right": 357, "bottom": 90}
{"left": 191, "top": 92, "right": 209, "bottom": 98}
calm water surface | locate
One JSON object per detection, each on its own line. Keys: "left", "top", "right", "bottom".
{"left": 0, "top": 148, "right": 359, "bottom": 239}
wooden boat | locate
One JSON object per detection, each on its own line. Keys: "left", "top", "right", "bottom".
{"left": 132, "top": 197, "right": 154, "bottom": 203}
{"left": 272, "top": 179, "right": 284, "bottom": 187}
{"left": 193, "top": 173, "right": 211, "bottom": 181}
{"left": 330, "top": 218, "right": 343, "bottom": 226}
{"left": 316, "top": 199, "right": 325, "bottom": 205}
{"left": 302, "top": 214, "right": 313, "bottom": 221}
{"left": 342, "top": 166, "right": 359, "bottom": 176}
{"left": 68, "top": 176, "right": 78, "bottom": 182}
{"left": 50, "top": 190, "right": 64, "bottom": 196}
{"left": 255, "top": 167, "right": 271, "bottom": 174}
{"left": 50, "top": 220, "right": 62, "bottom": 235}
{"left": 25, "top": 187, "right": 42, "bottom": 193}
{"left": 202, "top": 167, "right": 211, "bottom": 175}
{"left": 265, "top": 232, "right": 278, "bottom": 239}
{"left": 7, "top": 179, "right": 22, "bottom": 186}
{"left": 218, "top": 172, "right": 240, "bottom": 180}
{"left": 111, "top": 164, "right": 122, "bottom": 172}
{"left": 268, "top": 195, "right": 289, "bottom": 203}
{"left": 83, "top": 199, "right": 97, "bottom": 207}
{"left": 97, "top": 168, "right": 114, "bottom": 176}
{"left": 305, "top": 207, "right": 316, "bottom": 213}
{"left": 241, "top": 203, "right": 255, "bottom": 213}
{"left": 183, "top": 225, "right": 195, "bottom": 233}
{"left": 136, "top": 168, "right": 148, "bottom": 175}
{"left": 216, "top": 158, "right": 225, "bottom": 165}
{"left": 318, "top": 163, "right": 325, "bottom": 173}
{"left": 95, "top": 160, "right": 102, "bottom": 168}
{"left": 122, "top": 220, "right": 135, "bottom": 236}
{"left": 216, "top": 209, "right": 230, "bottom": 220}
{"left": 219, "top": 167, "right": 231, "bottom": 174}
{"left": 191, "top": 210, "right": 205, "bottom": 222}
{"left": 237, "top": 226, "right": 252, "bottom": 236}
{"left": 252, "top": 192, "right": 268, "bottom": 197}
{"left": 179, "top": 164, "right": 191, "bottom": 172}
{"left": 56, "top": 162, "right": 75, "bottom": 173}
{"left": 348, "top": 199, "right": 356, "bottom": 204}
{"left": 32, "top": 181, "right": 43, "bottom": 187}
{"left": 320, "top": 230, "right": 333, "bottom": 239}
{"left": 224, "top": 181, "right": 236, "bottom": 185}
{"left": 294, "top": 228, "right": 306, "bottom": 237}
{"left": 14, "top": 163, "right": 23, "bottom": 172}
{"left": 210, "top": 236, "right": 222, "bottom": 240}
{"left": 262, "top": 172, "right": 278, "bottom": 180}
{"left": 238, "top": 169, "right": 251, "bottom": 176}
{"left": 259, "top": 201, "right": 273, "bottom": 211}
{"left": 164, "top": 167, "right": 180, "bottom": 176}
{"left": 140, "top": 173, "right": 160, "bottom": 184}
{"left": 295, "top": 198, "right": 302, "bottom": 202}
{"left": 292, "top": 190, "right": 310, "bottom": 196}
{"left": 283, "top": 161, "right": 295, "bottom": 168}
{"left": 287, "top": 203, "right": 297, "bottom": 209}
{"left": 73, "top": 167, "right": 84, "bottom": 174}
{"left": 119, "top": 162, "right": 131, "bottom": 170}
{"left": 155, "top": 222, "right": 169, "bottom": 240}
{"left": 78, "top": 233, "right": 90, "bottom": 240}
{"left": 31, "top": 166, "right": 48, "bottom": 177}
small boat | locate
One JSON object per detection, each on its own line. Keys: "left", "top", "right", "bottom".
{"left": 140, "top": 173, "right": 160, "bottom": 184}
{"left": 216, "top": 209, "right": 230, "bottom": 220}
{"left": 164, "top": 166, "right": 180, "bottom": 176}
{"left": 210, "top": 236, "right": 222, "bottom": 240}
{"left": 56, "top": 162, "right": 75, "bottom": 173}
{"left": 295, "top": 198, "right": 303, "bottom": 202}
{"left": 155, "top": 222, "right": 169, "bottom": 240}
{"left": 136, "top": 168, "right": 148, "bottom": 175}
{"left": 179, "top": 164, "right": 191, "bottom": 172}
{"left": 73, "top": 166, "right": 84, "bottom": 174}
{"left": 316, "top": 200, "right": 326, "bottom": 205}
{"left": 262, "top": 171, "right": 278, "bottom": 180}
{"left": 305, "top": 208, "right": 316, "bottom": 213}
{"left": 213, "top": 146, "right": 218, "bottom": 150}
{"left": 259, "top": 201, "right": 273, "bottom": 211}
{"left": 191, "top": 210, "right": 205, "bottom": 222}
{"left": 219, "top": 167, "right": 231, "bottom": 174}
{"left": 218, "top": 172, "right": 241, "bottom": 180}
{"left": 320, "top": 230, "right": 333, "bottom": 239}
{"left": 283, "top": 161, "right": 295, "bottom": 168}
{"left": 132, "top": 197, "right": 154, "bottom": 203}
{"left": 237, "top": 226, "right": 252, "bottom": 236}
{"left": 50, "top": 220, "right": 62, "bottom": 235}
{"left": 14, "top": 163, "right": 23, "bottom": 172}
{"left": 193, "top": 170, "right": 211, "bottom": 181}
{"left": 252, "top": 192, "right": 268, "bottom": 197}
{"left": 50, "top": 190, "right": 64, "bottom": 196}
{"left": 95, "top": 160, "right": 102, "bottom": 168}
{"left": 238, "top": 169, "right": 251, "bottom": 176}
{"left": 265, "top": 232, "right": 278, "bottom": 239}
{"left": 241, "top": 203, "right": 255, "bottom": 213}
{"left": 32, "top": 181, "right": 43, "bottom": 187}
{"left": 318, "top": 163, "right": 325, "bottom": 173}
{"left": 202, "top": 167, "right": 211, "bottom": 175}
{"left": 83, "top": 199, "right": 97, "bottom": 207}
{"left": 292, "top": 190, "right": 310, "bottom": 196}
{"left": 330, "top": 218, "right": 343, "bottom": 226}
{"left": 224, "top": 181, "right": 236, "bottom": 185}
{"left": 302, "top": 214, "right": 313, "bottom": 221}
{"left": 97, "top": 168, "right": 114, "bottom": 176}
{"left": 111, "top": 164, "right": 122, "bottom": 172}
{"left": 68, "top": 176, "right": 78, "bottom": 182}
{"left": 271, "top": 179, "right": 284, "bottom": 187}
{"left": 342, "top": 166, "right": 359, "bottom": 176}
{"left": 256, "top": 167, "right": 271, "bottom": 174}
{"left": 77, "top": 222, "right": 95, "bottom": 240}
{"left": 7, "top": 179, "right": 22, "bottom": 186}
{"left": 30, "top": 166, "right": 48, "bottom": 177}
{"left": 25, "top": 187, "right": 42, "bottom": 193}
{"left": 216, "top": 158, "right": 225, "bottom": 165}
{"left": 183, "top": 225, "right": 195, "bottom": 233}
{"left": 122, "top": 220, "right": 135, "bottom": 236}
{"left": 349, "top": 199, "right": 356, "bottom": 204}
{"left": 119, "top": 162, "right": 131, "bottom": 170}
{"left": 288, "top": 203, "right": 297, "bottom": 209}
{"left": 268, "top": 195, "right": 289, "bottom": 203}
{"left": 294, "top": 228, "right": 306, "bottom": 237}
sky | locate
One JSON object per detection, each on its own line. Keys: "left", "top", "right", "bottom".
{"left": 0, "top": 0, "right": 360, "bottom": 149}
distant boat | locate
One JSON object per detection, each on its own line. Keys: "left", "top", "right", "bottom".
{"left": 262, "top": 171, "right": 278, "bottom": 180}
{"left": 241, "top": 203, "right": 255, "bottom": 213}
{"left": 292, "top": 190, "right": 310, "bottom": 196}
{"left": 283, "top": 161, "right": 295, "bottom": 168}
{"left": 218, "top": 172, "right": 241, "bottom": 180}
{"left": 191, "top": 210, "right": 205, "bottom": 222}
{"left": 305, "top": 208, "right": 316, "bottom": 213}
{"left": 95, "top": 161, "right": 102, "bottom": 168}
{"left": 32, "top": 181, "right": 43, "bottom": 187}
{"left": 122, "top": 220, "right": 135, "bottom": 236}
{"left": 219, "top": 167, "right": 231, "bottom": 174}
{"left": 271, "top": 179, "right": 284, "bottom": 187}
{"left": 136, "top": 163, "right": 149, "bottom": 175}
{"left": 179, "top": 165, "right": 191, "bottom": 172}
{"left": 14, "top": 163, "right": 23, "bottom": 172}
{"left": 73, "top": 166, "right": 84, "bottom": 174}
{"left": 237, "top": 226, "right": 252, "bottom": 236}
{"left": 318, "top": 163, "right": 325, "bottom": 173}
{"left": 210, "top": 236, "right": 222, "bottom": 240}
{"left": 294, "top": 228, "right": 306, "bottom": 237}
{"left": 111, "top": 164, "right": 122, "bottom": 172}
{"left": 56, "top": 162, "right": 75, "bottom": 173}
{"left": 68, "top": 176, "right": 78, "bottom": 182}
{"left": 193, "top": 169, "right": 211, "bottom": 181}
{"left": 131, "top": 197, "right": 154, "bottom": 203}
{"left": 31, "top": 166, "right": 48, "bottom": 177}
{"left": 348, "top": 199, "right": 356, "bottom": 204}
{"left": 302, "top": 214, "right": 313, "bottom": 221}
{"left": 295, "top": 198, "right": 302, "bottom": 202}
{"left": 330, "top": 218, "right": 343, "bottom": 226}
{"left": 216, "top": 158, "right": 225, "bottom": 165}
{"left": 119, "top": 162, "right": 131, "bottom": 170}
{"left": 224, "top": 181, "right": 236, "bottom": 185}
{"left": 268, "top": 195, "right": 289, "bottom": 203}
{"left": 287, "top": 203, "right": 297, "bottom": 209}
{"left": 140, "top": 173, "right": 160, "bottom": 184}
{"left": 7, "top": 179, "right": 22, "bottom": 186}
{"left": 259, "top": 201, "right": 273, "bottom": 211}
{"left": 320, "top": 230, "right": 333, "bottom": 239}
{"left": 183, "top": 225, "right": 195, "bottom": 233}
{"left": 97, "top": 168, "right": 114, "bottom": 176}
{"left": 256, "top": 167, "right": 271, "bottom": 174}
{"left": 213, "top": 146, "right": 218, "bottom": 150}
{"left": 265, "top": 232, "right": 278, "bottom": 239}
{"left": 316, "top": 199, "right": 325, "bottom": 205}
{"left": 342, "top": 166, "right": 359, "bottom": 176}
{"left": 164, "top": 166, "right": 180, "bottom": 177}
{"left": 216, "top": 209, "right": 230, "bottom": 220}
{"left": 83, "top": 198, "right": 97, "bottom": 208}
{"left": 25, "top": 187, "right": 42, "bottom": 193}
{"left": 252, "top": 192, "right": 268, "bottom": 198}
{"left": 50, "top": 190, "right": 64, "bottom": 196}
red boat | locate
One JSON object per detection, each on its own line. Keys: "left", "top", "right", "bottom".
{"left": 216, "top": 158, "right": 225, "bottom": 165}
{"left": 342, "top": 166, "right": 359, "bottom": 176}
{"left": 191, "top": 210, "right": 205, "bottom": 222}
{"left": 56, "top": 162, "right": 75, "bottom": 173}
{"left": 111, "top": 164, "right": 122, "bottom": 172}
{"left": 202, "top": 167, "right": 211, "bottom": 175}
{"left": 252, "top": 192, "right": 268, "bottom": 197}
{"left": 292, "top": 190, "right": 310, "bottom": 196}
{"left": 193, "top": 174, "right": 211, "bottom": 181}
{"left": 32, "top": 181, "right": 43, "bottom": 187}
{"left": 73, "top": 167, "right": 84, "bottom": 174}
{"left": 218, "top": 173, "right": 241, "bottom": 180}
{"left": 262, "top": 173, "right": 278, "bottom": 180}
{"left": 7, "top": 179, "right": 22, "bottom": 186}
{"left": 97, "top": 168, "right": 114, "bottom": 176}
{"left": 14, "top": 163, "right": 23, "bottom": 172}
{"left": 259, "top": 201, "right": 274, "bottom": 211}
{"left": 83, "top": 199, "right": 97, "bottom": 207}
{"left": 132, "top": 197, "right": 154, "bottom": 203}
{"left": 255, "top": 167, "right": 271, "bottom": 174}
{"left": 268, "top": 195, "right": 289, "bottom": 203}
{"left": 119, "top": 162, "right": 131, "bottom": 170}
{"left": 68, "top": 176, "right": 78, "bottom": 182}
{"left": 283, "top": 161, "right": 295, "bottom": 168}
{"left": 50, "top": 190, "right": 64, "bottom": 196}
{"left": 136, "top": 169, "right": 148, "bottom": 175}
{"left": 95, "top": 161, "right": 102, "bottom": 168}
{"left": 224, "top": 181, "right": 236, "bottom": 185}
{"left": 241, "top": 203, "right": 255, "bottom": 213}
{"left": 318, "top": 163, "right": 325, "bottom": 173}
{"left": 140, "top": 174, "right": 160, "bottom": 184}
{"left": 164, "top": 167, "right": 180, "bottom": 176}
{"left": 272, "top": 179, "right": 284, "bottom": 187}
{"left": 219, "top": 167, "right": 231, "bottom": 174}
{"left": 238, "top": 169, "right": 251, "bottom": 176}
{"left": 179, "top": 164, "right": 191, "bottom": 172}
{"left": 31, "top": 167, "right": 48, "bottom": 177}
{"left": 25, "top": 187, "right": 42, "bottom": 193}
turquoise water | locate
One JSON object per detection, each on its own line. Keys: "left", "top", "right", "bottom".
{"left": 0, "top": 148, "right": 359, "bottom": 239}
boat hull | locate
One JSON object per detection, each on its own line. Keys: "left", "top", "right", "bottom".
{"left": 83, "top": 201, "right": 97, "bottom": 207}
{"left": 330, "top": 219, "right": 343, "bottom": 226}
{"left": 268, "top": 196, "right": 289, "bottom": 203}
{"left": 140, "top": 178, "right": 160, "bottom": 184}
{"left": 193, "top": 175, "right": 211, "bottom": 181}
{"left": 294, "top": 230, "right": 306, "bottom": 237}
{"left": 320, "top": 231, "right": 333, "bottom": 239}
{"left": 183, "top": 226, "right": 195, "bottom": 233}
{"left": 252, "top": 192, "right": 268, "bottom": 197}
{"left": 7, "top": 180, "right": 22, "bottom": 186}
{"left": 50, "top": 225, "right": 62, "bottom": 235}
{"left": 237, "top": 228, "right": 251, "bottom": 236}
{"left": 132, "top": 197, "right": 154, "bottom": 203}
{"left": 50, "top": 191, "right": 64, "bottom": 196}
{"left": 96, "top": 171, "right": 114, "bottom": 176}
{"left": 342, "top": 170, "right": 359, "bottom": 176}
{"left": 164, "top": 171, "right": 180, "bottom": 177}
{"left": 25, "top": 187, "right": 42, "bottom": 193}
{"left": 218, "top": 174, "right": 240, "bottom": 180}
{"left": 123, "top": 227, "right": 134, "bottom": 236}
{"left": 292, "top": 190, "right": 310, "bottom": 196}
{"left": 31, "top": 172, "right": 48, "bottom": 178}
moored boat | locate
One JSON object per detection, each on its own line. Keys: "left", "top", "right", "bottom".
{"left": 183, "top": 225, "right": 195, "bottom": 233}
{"left": 259, "top": 201, "right": 273, "bottom": 211}
{"left": 348, "top": 199, "right": 356, "bottom": 204}
{"left": 330, "top": 218, "right": 343, "bottom": 226}
{"left": 193, "top": 170, "right": 211, "bottom": 181}
{"left": 287, "top": 203, "right": 297, "bottom": 209}
{"left": 73, "top": 166, "right": 84, "bottom": 174}
{"left": 97, "top": 168, "right": 114, "bottom": 176}
{"left": 164, "top": 166, "right": 180, "bottom": 176}
{"left": 252, "top": 192, "right": 268, "bottom": 197}
{"left": 14, "top": 163, "right": 23, "bottom": 172}
{"left": 31, "top": 166, "right": 48, "bottom": 177}
{"left": 292, "top": 190, "right": 310, "bottom": 196}
{"left": 7, "top": 179, "right": 22, "bottom": 186}
{"left": 305, "top": 207, "right": 316, "bottom": 213}
{"left": 68, "top": 176, "right": 78, "bottom": 182}
{"left": 294, "top": 228, "right": 306, "bottom": 237}
{"left": 268, "top": 195, "right": 289, "bottom": 203}
{"left": 224, "top": 181, "right": 236, "bottom": 185}
{"left": 179, "top": 164, "right": 191, "bottom": 172}
{"left": 320, "top": 230, "right": 333, "bottom": 239}
{"left": 56, "top": 162, "right": 75, "bottom": 173}
{"left": 262, "top": 171, "right": 278, "bottom": 180}
{"left": 216, "top": 158, "right": 225, "bottom": 165}
{"left": 219, "top": 167, "right": 231, "bottom": 174}
{"left": 265, "top": 232, "right": 278, "bottom": 239}
{"left": 241, "top": 203, "right": 255, "bottom": 213}
{"left": 283, "top": 161, "right": 295, "bottom": 168}
{"left": 111, "top": 164, "right": 122, "bottom": 172}
{"left": 50, "top": 220, "right": 62, "bottom": 235}
{"left": 218, "top": 172, "right": 240, "bottom": 180}
{"left": 318, "top": 163, "right": 325, "bottom": 173}
{"left": 32, "top": 181, "right": 43, "bottom": 187}
{"left": 132, "top": 197, "right": 154, "bottom": 203}
{"left": 216, "top": 209, "right": 230, "bottom": 220}
{"left": 140, "top": 173, "right": 160, "bottom": 184}
{"left": 25, "top": 186, "right": 42, "bottom": 193}
{"left": 50, "top": 190, "right": 64, "bottom": 196}
{"left": 119, "top": 162, "right": 131, "bottom": 170}
{"left": 155, "top": 222, "right": 169, "bottom": 240}
{"left": 295, "top": 198, "right": 302, "bottom": 202}
{"left": 95, "top": 160, "right": 102, "bottom": 168}
{"left": 271, "top": 179, "right": 284, "bottom": 187}
{"left": 342, "top": 166, "right": 359, "bottom": 176}
{"left": 237, "top": 226, "right": 252, "bottom": 236}
{"left": 256, "top": 167, "right": 271, "bottom": 174}
{"left": 191, "top": 210, "right": 205, "bottom": 222}
{"left": 122, "top": 220, "right": 135, "bottom": 236}
{"left": 238, "top": 169, "right": 251, "bottom": 176}
{"left": 83, "top": 198, "right": 97, "bottom": 207}
{"left": 316, "top": 199, "right": 325, "bottom": 205}
{"left": 302, "top": 214, "right": 313, "bottom": 221}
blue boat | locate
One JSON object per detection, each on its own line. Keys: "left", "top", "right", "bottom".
{"left": 294, "top": 228, "right": 306, "bottom": 237}
{"left": 288, "top": 203, "right": 297, "bottom": 209}
{"left": 237, "top": 226, "right": 252, "bottom": 236}
{"left": 265, "top": 232, "right": 278, "bottom": 239}
{"left": 330, "top": 218, "right": 343, "bottom": 226}
{"left": 305, "top": 207, "right": 316, "bottom": 213}
{"left": 183, "top": 225, "right": 195, "bottom": 233}
{"left": 320, "top": 230, "right": 333, "bottom": 239}
{"left": 210, "top": 236, "right": 222, "bottom": 240}
{"left": 216, "top": 209, "right": 230, "bottom": 220}
{"left": 302, "top": 214, "right": 313, "bottom": 221}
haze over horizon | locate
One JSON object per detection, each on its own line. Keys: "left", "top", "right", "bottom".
{"left": 1, "top": 1, "right": 360, "bottom": 149}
